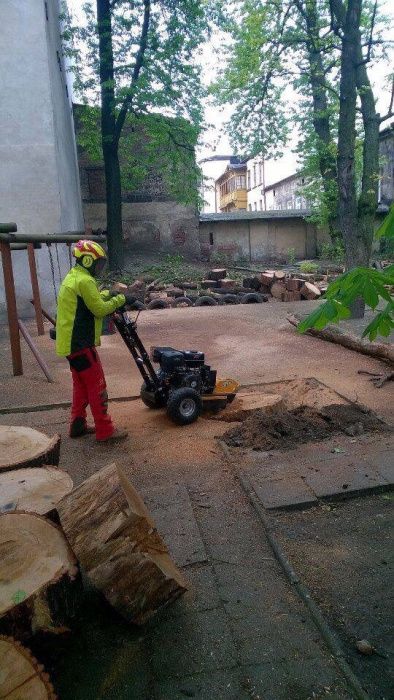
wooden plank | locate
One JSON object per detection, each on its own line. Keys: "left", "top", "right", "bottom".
{"left": 27, "top": 243, "right": 45, "bottom": 335}
{"left": 0, "top": 242, "right": 22, "bottom": 376}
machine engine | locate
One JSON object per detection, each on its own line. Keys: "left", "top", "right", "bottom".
{"left": 152, "top": 346, "right": 217, "bottom": 394}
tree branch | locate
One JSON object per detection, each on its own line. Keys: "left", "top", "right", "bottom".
{"left": 113, "top": 0, "right": 150, "bottom": 145}
{"left": 379, "top": 76, "right": 394, "bottom": 123}
{"left": 365, "top": 0, "right": 378, "bottom": 64}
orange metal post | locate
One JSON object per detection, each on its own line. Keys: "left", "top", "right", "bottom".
{"left": 0, "top": 241, "right": 23, "bottom": 376}
{"left": 27, "top": 243, "right": 45, "bottom": 335}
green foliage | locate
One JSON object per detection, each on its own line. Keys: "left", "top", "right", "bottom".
{"left": 286, "top": 247, "right": 296, "bottom": 265}
{"left": 298, "top": 266, "right": 394, "bottom": 340}
{"left": 141, "top": 254, "right": 202, "bottom": 284}
{"left": 62, "top": 0, "right": 208, "bottom": 207}
{"left": 318, "top": 241, "right": 345, "bottom": 264}
{"left": 299, "top": 260, "right": 319, "bottom": 274}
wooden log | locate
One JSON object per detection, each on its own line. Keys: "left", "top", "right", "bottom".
{"left": 0, "top": 427, "right": 61, "bottom": 473}
{"left": 260, "top": 272, "right": 275, "bottom": 287}
{"left": 287, "top": 315, "right": 394, "bottom": 364}
{"left": 57, "top": 463, "right": 188, "bottom": 625}
{"left": 0, "top": 467, "right": 73, "bottom": 516}
{"left": 201, "top": 279, "right": 218, "bottom": 289}
{"left": 300, "top": 282, "right": 321, "bottom": 300}
{"left": 271, "top": 282, "right": 286, "bottom": 299}
{"left": 0, "top": 512, "right": 79, "bottom": 639}
{"left": 0, "top": 636, "right": 57, "bottom": 699}
{"left": 209, "top": 268, "right": 227, "bottom": 281}
{"left": 286, "top": 278, "right": 303, "bottom": 291}
{"left": 220, "top": 278, "right": 236, "bottom": 289}
{"left": 274, "top": 270, "right": 286, "bottom": 280}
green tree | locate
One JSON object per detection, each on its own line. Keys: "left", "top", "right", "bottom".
{"left": 63, "top": 0, "right": 208, "bottom": 269}
{"left": 298, "top": 206, "right": 394, "bottom": 339}
{"left": 214, "top": 0, "right": 393, "bottom": 283}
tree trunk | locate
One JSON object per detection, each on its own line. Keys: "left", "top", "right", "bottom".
{"left": 0, "top": 467, "right": 73, "bottom": 517}
{"left": 97, "top": 0, "right": 124, "bottom": 270}
{"left": 0, "top": 512, "right": 79, "bottom": 640}
{"left": 336, "top": 0, "right": 362, "bottom": 271}
{"left": 0, "top": 426, "right": 61, "bottom": 472}
{"left": 304, "top": 0, "right": 339, "bottom": 241}
{"left": 0, "top": 636, "right": 57, "bottom": 699}
{"left": 57, "top": 463, "right": 187, "bottom": 625}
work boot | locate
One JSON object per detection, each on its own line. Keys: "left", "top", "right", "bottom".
{"left": 97, "top": 428, "right": 129, "bottom": 444}
{"left": 70, "top": 417, "right": 95, "bottom": 438}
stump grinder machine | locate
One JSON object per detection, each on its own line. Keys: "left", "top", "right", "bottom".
{"left": 112, "top": 308, "right": 239, "bottom": 425}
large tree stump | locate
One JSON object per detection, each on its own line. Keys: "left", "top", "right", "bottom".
{"left": 0, "top": 468, "right": 73, "bottom": 516}
{"left": 0, "top": 512, "right": 79, "bottom": 639}
{"left": 0, "top": 635, "right": 57, "bottom": 699}
{"left": 57, "top": 463, "right": 188, "bottom": 625}
{"left": 0, "top": 427, "right": 61, "bottom": 472}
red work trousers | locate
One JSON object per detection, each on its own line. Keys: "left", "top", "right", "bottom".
{"left": 68, "top": 347, "right": 114, "bottom": 440}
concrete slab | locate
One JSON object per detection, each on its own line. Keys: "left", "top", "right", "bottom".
{"left": 242, "top": 658, "right": 348, "bottom": 700}
{"left": 154, "top": 667, "right": 248, "bottom": 700}
{"left": 144, "top": 483, "right": 208, "bottom": 567}
{"left": 148, "top": 608, "right": 238, "bottom": 680}
{"left": 365, "top": 448, "right": 394, "bottom": 485}
{"left": 305, "top": 461, "right": 389, "bottom": 500}
{"left": 244, "top": 464, "right": 318, "bottom": 510}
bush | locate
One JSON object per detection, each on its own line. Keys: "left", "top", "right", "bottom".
{"left": 286, "top": 247, "right": 296, "bottom": 265}
{"left": 299, "top": 260, "right": 319, "bottom": 274}
{"left": 318, "top": 241, "right": 345, "bottom": 263}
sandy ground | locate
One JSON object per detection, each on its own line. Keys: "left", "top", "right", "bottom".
{"left": 1, "top": 301, "right": 393, "bottom": 422}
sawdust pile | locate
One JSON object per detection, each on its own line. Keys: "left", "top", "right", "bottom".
{"left": 223, "top": 403, "right": 385, "bottom": 451}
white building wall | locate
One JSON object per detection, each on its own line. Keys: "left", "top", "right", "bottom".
{"left": 0, "top": 0, "right": 83, "bottom": 321}
{"left": 246, "top": 156, "right": 265, "bottom": 211}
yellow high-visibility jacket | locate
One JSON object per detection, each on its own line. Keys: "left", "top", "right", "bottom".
{"left": 55, "top": 265, "right": 125, "bottom": 357}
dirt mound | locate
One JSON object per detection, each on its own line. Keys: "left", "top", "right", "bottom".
{"left": 223, "top": 404, "right": 385, "bottom": 451}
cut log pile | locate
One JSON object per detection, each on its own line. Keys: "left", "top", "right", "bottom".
{"left": 114, "top": 266, "right": 325, "bottom": 311}
{"left": 0, "top": 635, "right": 57, "bottom": 699}
{"left": 0, "top": 425, "right": 187, "bottom": 654}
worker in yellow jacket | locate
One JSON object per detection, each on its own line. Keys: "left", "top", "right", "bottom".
{"left": 56, "top": 240, "right": 133, "bottom": 442}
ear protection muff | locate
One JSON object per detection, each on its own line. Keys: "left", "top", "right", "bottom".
{"left": 82, "top": 254, "right": 93, "bottom": 269}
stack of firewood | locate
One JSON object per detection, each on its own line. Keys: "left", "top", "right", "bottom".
{"left": 0, "top": 426, "right": 187, "bottom": 697}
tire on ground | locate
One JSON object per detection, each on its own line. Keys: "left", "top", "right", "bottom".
{"left": 166, "top": 387, "right": 202, "bottom": 425}
{"left": 147, "top": 299, "right": 170, "bottom": 310}
{"left": 140, "top": 382, "right": 167, "bottom": 408}
{"left": 240, "top": 292, "right": 263, "bottom": 304}
{"left": 221, "top": 294, "right": 240, "bottom": 305}
{"left": 194, "top": 296, "right": 218, "bottom": 307}
{"left": 172, "top": 296, "right": 193, "bottom": 307}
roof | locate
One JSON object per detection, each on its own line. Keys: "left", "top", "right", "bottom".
{"left": 200, "top": 209, "right": 312, "bottom": 222}
{"left": 264, "top": 172, "right": 303, "bottom": 191}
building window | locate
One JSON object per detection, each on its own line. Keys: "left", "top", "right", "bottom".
{"left": 259, "top": 199, "right": 263, "bottom": 210}
{"left": 259, "top": 163, "right": 262, "bottom": 185}
{"left": 248, "top": 204, "right": 252, "bottom": 211}
{"left": 254, "top": 202, "right": 257, "bottom": 211}
{"left": 273, "top": 189, "right": 276, "bottom": 196}
{"left": 247, "top": 171, "right": 251, "bottom": 189}
{"left": 253, "top": 164, "right": 256, "bottom": 188}
{"left": 209, "top": 231, "right": 214, "bottom": 246}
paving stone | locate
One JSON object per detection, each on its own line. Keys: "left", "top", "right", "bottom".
{"left": 158, "top": 564, "right": 221, "bottom": 621}
{"left": 154, "top": 667, "right": 248, "bottom": 700}
{"left": 245, "top": 464, "right": 317, "bottom": 510}
{"left": 144, "top": 482, "right": 208, "bottom": 567}
{"left": 148, "top": 608, "right": 237, "bottom": 680}
{"left": 229, "top": 608, "right": 322, "bottom": 666}
{"left": 305, "top": 460, "right": 389, "bottom": 500}
{"left": 241, "top": 658, "right": 349, "bottom": 700}
{"left": 366, "top": 449, "right": 394, "bottom": 485}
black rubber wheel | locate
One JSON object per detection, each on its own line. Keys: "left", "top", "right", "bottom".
{"left": 140, "top": 382, "right": 167, "bottom": 409}
{"left": 147, "top": 299, "right": 170, "bottom": 310}
{"left": 172, "top": 296, "right": 193, "bottom": 307}
{"left": 130, "top": 300, "right": 146, "bottom": 310}
{"left": 221, "top": 294, "right": 240, "bottom": 305}
{"left": 240, "top": 292, "right": 263, "bottom": 304}
{"left": 166, "top": 388, "right": 202, "bottom": 425}
{"left": 194, "top": 296, "right": 218, "bottom": 307}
